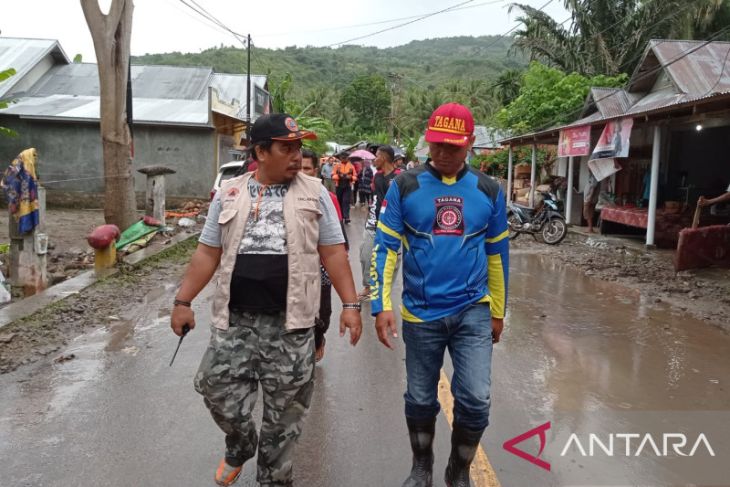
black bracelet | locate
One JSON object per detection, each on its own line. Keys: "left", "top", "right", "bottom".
{"left": 174, "top": 299, "right": 192, "bottom": 307}
{"left": 342, "top": 302, "right": 361, "bottom": 311}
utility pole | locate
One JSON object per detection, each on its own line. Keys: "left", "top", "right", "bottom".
{"left": 245, "top": 34, "right": 252, "bottom": 143}
{"left": 387, "top": 72, "right": 402, "bottom": 142}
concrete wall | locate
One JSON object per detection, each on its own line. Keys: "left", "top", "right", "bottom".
{"left": 0, "top": 117, "right": 217, "bottom": 200}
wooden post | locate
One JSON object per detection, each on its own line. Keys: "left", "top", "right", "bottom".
{"left": 137, "top": 166, "right": 176, "bottom": 226}
{"left": 692, "top": 199, "right": 702, "bottom": 229}
{"left": 9, "top": 187, "right": 48, "bottom": 296}
{"left": 147, "top": 175, "right": 166, "bottom": 224}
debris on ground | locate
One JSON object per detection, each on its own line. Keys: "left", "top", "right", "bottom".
{"left": 0, "top": 208, "right": 206, "bottom": 305}
{"left": 165, "top": 199, "right": 207, "bottom": 219}
{"left": 176, "top": 217, "right": 196, "bottom": 228}
{"left": 0, "top": 237, "right": 197, "bottom": 374}
{"left": 53, "top": 353, "right": 76, "bottom": 364}
{"left": 512, "top": 234, "right": 730, "bottom": 329}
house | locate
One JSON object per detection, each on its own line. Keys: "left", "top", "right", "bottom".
{"left": 0, "top": 37, "right": 271, "bottom": 201}
{"left": 499, "top": 39, "right": 730, "bottom": 248}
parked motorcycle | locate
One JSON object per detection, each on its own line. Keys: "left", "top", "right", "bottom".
{"left": 507, "top": 191, "right": 567, "bottom": 245}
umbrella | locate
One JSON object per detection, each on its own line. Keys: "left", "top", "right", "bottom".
{"left": 349, "top": 149, "right": 375, "bottom": 160}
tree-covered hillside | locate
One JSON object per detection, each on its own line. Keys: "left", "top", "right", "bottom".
{"left": 133, "top": 36, "right": 525, "bottom": 145}
{"left": 133, "top": 35, "right": 524, "bottom": 95}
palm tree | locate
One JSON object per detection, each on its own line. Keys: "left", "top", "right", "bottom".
{"left": 510, "top": 0, "right": 729, "bottom": 76}
{"left": 491, "top": 68, "right": 524, "bottom": 106}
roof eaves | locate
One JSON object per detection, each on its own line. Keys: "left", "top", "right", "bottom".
{"left": 13, "top": 113, "right": 213, "bottom": 129}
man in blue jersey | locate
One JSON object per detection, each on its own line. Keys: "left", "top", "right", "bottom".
{"left": 370, "top": 103, "right": 509, "bottom": 487}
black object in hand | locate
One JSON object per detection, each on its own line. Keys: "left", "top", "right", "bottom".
{"left": 169, "top": 324, "right": 190, "bottom": 367}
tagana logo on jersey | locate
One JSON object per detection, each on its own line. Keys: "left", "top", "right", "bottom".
{"left": 433, "top": 196, "right": 464, "bottom": 236}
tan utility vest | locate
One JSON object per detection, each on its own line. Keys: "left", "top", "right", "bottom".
{"left": 211, "top": 171, "right": 323, "bottom": 331}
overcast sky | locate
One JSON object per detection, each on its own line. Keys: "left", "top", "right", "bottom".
{"left": 2, "top": 0, "right": 568, "bottom": 62}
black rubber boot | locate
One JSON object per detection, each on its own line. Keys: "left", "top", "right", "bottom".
{"left": 401, "top": 417, "right": 436, "bottom": 487}
{"left": 444, "top": 424, "right": 484, "bottom": 487}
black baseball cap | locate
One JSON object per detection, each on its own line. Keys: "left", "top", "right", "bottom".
{"left": 250, "top": 113, "right": 317, "bottom": 143}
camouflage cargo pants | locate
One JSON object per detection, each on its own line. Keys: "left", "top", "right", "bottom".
{"left": 194, "top": 310, "right": 315, "bottom": 487}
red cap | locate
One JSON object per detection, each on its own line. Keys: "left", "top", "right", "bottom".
{"left": 424, "top": 103, "right": 474, "bottom": 147}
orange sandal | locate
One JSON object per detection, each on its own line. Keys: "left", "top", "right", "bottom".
{"left": 215, "top": 459, "right": 242, "bottom": 486}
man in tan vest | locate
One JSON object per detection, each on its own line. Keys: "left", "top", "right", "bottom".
{"left": 170, "top": 113, "right": 362, "bottom": 486}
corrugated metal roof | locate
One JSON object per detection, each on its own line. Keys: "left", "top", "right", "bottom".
{"left": 132, "top": 65, "right": 212, "bottom": 99}
{"left": 211, "top": 73, "right": 267, "bottom": 105}
{"left": 29, "top": 64, "right": 213, "bottom": 100}
{"left": 1, "top": 94, "right": 209, "bottom": 126}
{"left": 500, "top": 39, "right": 730, "bottom": 145}
{"left": 590, "top": 88, "right": 629, "bottom": 118}
{"left": 0, "top": 37, "right": 69, "bottom": 98}
{"left": 651, "top": 40, "right": 730, "bottom": 96}
{"left": 473, "top": 126, "right": 506, "bottom": 149}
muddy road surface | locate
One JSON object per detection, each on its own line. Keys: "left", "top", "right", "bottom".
{"left": 1, "top": 208, "right": 729, "bottom": 486}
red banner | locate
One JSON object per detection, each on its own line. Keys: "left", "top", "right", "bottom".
{"left": 558, "top": 125, "right": 590, "bottom": 157}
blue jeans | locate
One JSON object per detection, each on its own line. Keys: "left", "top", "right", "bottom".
{"left": 402, "top": 302, "right": 493, "bottom": 431}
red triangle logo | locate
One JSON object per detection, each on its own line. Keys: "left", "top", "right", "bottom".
{"left": 503, "top": 421, "right": 552, "bottom": 471}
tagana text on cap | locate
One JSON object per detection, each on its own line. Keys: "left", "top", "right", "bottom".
{"left": 250, "top": 113, "right": 317, "bottom": 144}
{"left": 424, "top": 103, "right": 474, "bottom": 147}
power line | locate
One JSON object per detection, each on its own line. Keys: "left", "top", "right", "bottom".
{"left": 700, "top": 42, "right": 730, "bottom": 97}
{"left": 177, "top": 0, "right": 248, "bottom": 45}
{"left": 326, "top": 0, "right": 479, "bottom": 48}
{"left": 257, "top": 0, "right": 510, "bottom": 39}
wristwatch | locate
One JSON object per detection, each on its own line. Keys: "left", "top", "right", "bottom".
{"left": 342, "top": 302, "right": 362, "bottom": 311}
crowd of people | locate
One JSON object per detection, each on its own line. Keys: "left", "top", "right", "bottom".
{"left": 171, "top": 103, "right": 508, "bottom": 487}
{"left": 317, "top": 148, "right": 421, "bottom": 224}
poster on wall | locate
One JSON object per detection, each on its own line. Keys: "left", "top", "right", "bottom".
{"left": 588, "top": 158, "right": 622, "bottom": 181}
{"left": 590, "top": 117, "right": 633, "bottom": 160}
{"left": 558, "top": 125, "right": 591, "bottom": 157}
{"left": 254, "top": 86, "right": 271, "bottom": 116}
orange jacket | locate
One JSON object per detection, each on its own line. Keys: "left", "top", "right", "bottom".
{"left": 332, "top": 161, "right": 357, "bottom": 185}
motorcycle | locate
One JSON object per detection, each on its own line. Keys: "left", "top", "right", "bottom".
{"left": 507, "top": 191, "right": 567, "bottom": 245}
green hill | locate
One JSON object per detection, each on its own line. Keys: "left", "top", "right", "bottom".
{"left": 133, "top": 35, "right": 524, "bottom": 94}
{"left": 133, "top": 36, "right": 526, "bottom": 142}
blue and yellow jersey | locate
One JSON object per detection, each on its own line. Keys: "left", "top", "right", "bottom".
{"left": 370, "top": 163, "right": 509, "bottom": 322}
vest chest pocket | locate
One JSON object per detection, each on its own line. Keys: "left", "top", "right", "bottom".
{"left": 296, "top": 206, "right": 321, "bottom": 254}
{"left": 218, "top": 208, "right": 239, "bottom": 246}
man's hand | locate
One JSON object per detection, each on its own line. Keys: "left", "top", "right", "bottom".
{"left": 374, "top": 311, "right": 398, "bottom": 350}
{"left": 698, "top": 195, "right": 709, "bottom": 207}
{"left": 171, "top": 305, "right": 196, "bottom": 337}
{"left": 492, "top": 317, "right": 504, "bottom": 343}
{"left": 339, "top": 308, "right": 362, "bottom": 346}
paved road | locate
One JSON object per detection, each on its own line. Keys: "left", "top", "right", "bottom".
{"left": 2, "top": 207, "right": 730, "bottom": 486}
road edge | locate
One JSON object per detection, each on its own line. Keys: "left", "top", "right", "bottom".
{"left": 0, "top": 231, "right": 200, "bottom": 330}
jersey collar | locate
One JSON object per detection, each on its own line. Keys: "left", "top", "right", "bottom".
{"left": 426, "top": 162, "right": 469, "bottom": 184}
